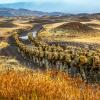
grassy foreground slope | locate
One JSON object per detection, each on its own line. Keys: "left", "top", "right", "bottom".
{"left": 0, "top": 56, "right": 100, "bottom": 100}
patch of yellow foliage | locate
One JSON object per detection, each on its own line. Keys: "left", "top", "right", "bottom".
{"left": 0, "top": 42, "right": 9, "bottom": 49}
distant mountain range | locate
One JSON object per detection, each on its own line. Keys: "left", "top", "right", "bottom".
{"left": 0, "top": 8, "right": 68, "bottom": 17}
{"left": 0, "top": 2, "right": 68, "bottom": 17}
{"left": 0, "top": 2, "right": 100, "bottom": 17}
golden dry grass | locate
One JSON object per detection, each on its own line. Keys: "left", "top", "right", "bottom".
{"left": 0, "top": 55, "right": 100, "bottom": 100}
{"left": 0, "top": 57, "right": 100, "bottom": 100}
{"left": 38, "top": 20, "right": 100, "bottom": 44}
{"left": 0, "top": 18, "right": 33, "bottom": 39}
{"left": 0, "top": 63, "right": 99, "bottom": 100}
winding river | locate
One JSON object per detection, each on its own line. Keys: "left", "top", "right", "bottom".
{"left": 19, "top": 24, "right": 43, "bottom": 40}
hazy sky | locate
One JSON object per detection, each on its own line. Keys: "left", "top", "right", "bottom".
{"left": 0, "top": 0, "right": 100, "bottom": 13}
{"left": 0, "top": 0, "right": 100, "bottom": 5}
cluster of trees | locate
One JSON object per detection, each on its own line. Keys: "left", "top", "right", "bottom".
{"left": 14, "top": 32, "right": 100, "bottom": 82}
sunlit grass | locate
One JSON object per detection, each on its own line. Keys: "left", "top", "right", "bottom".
{"left": 2, "top": 56, "right": 100, "bottom": 100}
{"left": 0, "top": 42, "right": 9, "bottom": 49}
{"left": 0, "top": 67, "right": 99, "bottom": 100}
{"left": 0, "top": 18, "right": 33, "bottom": 39}
{"left": 38, "top": 20, "right": 100, "bottom": 44}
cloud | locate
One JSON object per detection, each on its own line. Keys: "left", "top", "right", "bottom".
{"left": 31, "top": 0, "right": 85, "bottom": 4}
{"left": 0, "top": 0, "right": 96, "bottom": 3}
{"left": 0, "top": 0, "right": 100, "bottom": 7}
{"left": 31, "top": 0, "right": 100, "bottom": 5}
{"left": 35, "top": 0, "right": 100, "bottom": 7}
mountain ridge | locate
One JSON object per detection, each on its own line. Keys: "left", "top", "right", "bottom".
{"left": 0, "top": 7, "right": 69, "bottom": 17}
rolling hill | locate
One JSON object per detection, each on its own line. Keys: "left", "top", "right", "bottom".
{"left": 52, "top": 22, "right": 96, "bottom": 33}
